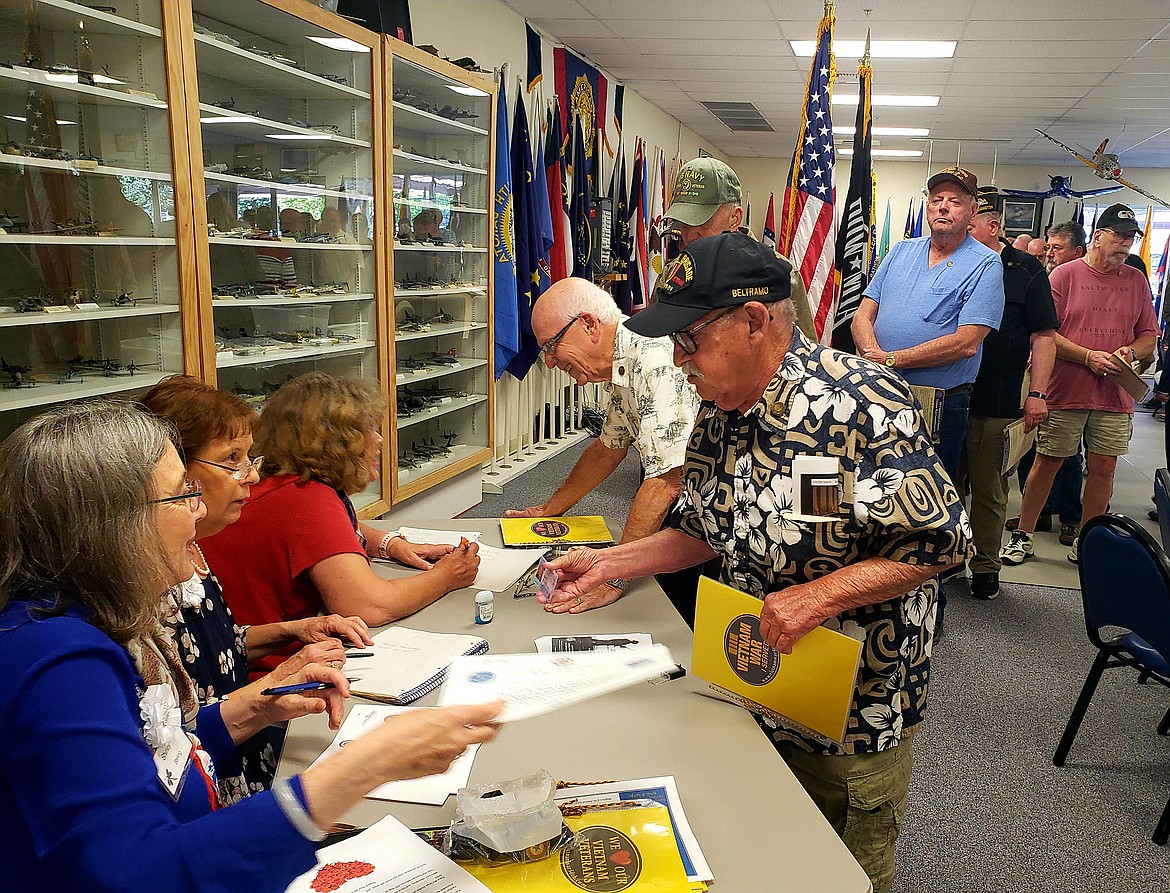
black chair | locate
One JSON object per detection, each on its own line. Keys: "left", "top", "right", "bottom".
{"left": 1154, "top": 468, "right": 1170, "bottom": 552}
{"left": 1053, "top": 512, "right": 1170, "bottom": 845}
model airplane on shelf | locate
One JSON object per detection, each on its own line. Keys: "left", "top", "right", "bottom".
{"left": 1034, "top": 129, "right": 1170, "bottom": 208}
{"left": 1000, "top": 175, "right": 1122, "bottom": 201}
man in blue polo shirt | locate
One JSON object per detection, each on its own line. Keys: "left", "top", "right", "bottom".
{"left": 851, "top": 166, "right": 1005, "bottom": 484}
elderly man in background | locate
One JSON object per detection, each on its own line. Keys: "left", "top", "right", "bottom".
{"left": 664, "top": 156, "right": 817, "bottom": 341}
{"left": 543, "top": 232, "right": 970, "bottom": 893}
{"left": 506, "top": 277, "right": 699, "bottom": 617}
{"left": 1002, "top": 203, "right": 1159, "bottom": 565}
{"left": 960, "top": 195, "right": 1057, "bottom": 600}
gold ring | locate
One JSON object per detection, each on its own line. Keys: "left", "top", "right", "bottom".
{"left": 329, "top": 660, "right": 341, "bottom": 669}
{"left": 576, "top": 597, "right": 583, "bottom": 606}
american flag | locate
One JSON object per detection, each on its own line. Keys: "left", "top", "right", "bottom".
{"left": 762, "top": 193, "right": 776, "bottom": 249}
{"left": 778, "top": 1, "right": 837, "bottom": 342}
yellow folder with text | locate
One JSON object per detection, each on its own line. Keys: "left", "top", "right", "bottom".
{"left": 692, "top": 576, "right": 863, "bottom": 745}
{"left": 499, "top": 515, "right": 614, "bottom": 547}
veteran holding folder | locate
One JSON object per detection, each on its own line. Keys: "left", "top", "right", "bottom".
{"left": 542, "top": 233, "right": 971, "bottom": 893}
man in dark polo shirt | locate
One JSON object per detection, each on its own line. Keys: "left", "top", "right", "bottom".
{"left": 961, "top": 195, "right": 1057, "bottom": 599}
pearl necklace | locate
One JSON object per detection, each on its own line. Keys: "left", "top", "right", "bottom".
{"left": 189, "top": 543, "right": 210, "bottom": 577}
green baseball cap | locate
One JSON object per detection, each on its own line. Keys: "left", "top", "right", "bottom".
{"left": 665, "top": 158, "right": 742, "bottom": 227}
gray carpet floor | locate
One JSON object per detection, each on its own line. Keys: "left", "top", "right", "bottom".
{"left": 464, "top": 438, "right": 1170, "bottom": 892}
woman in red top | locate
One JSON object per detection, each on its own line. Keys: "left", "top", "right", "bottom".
{"left": 201, "top": 373, "right": 479, "bottom": 673}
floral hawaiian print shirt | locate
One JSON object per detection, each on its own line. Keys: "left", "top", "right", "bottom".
{"left": 671, "top": 329, "right": 972, "bottom": 755}
{"left": 599, "top": 319, "right": 700, "bottom": 478}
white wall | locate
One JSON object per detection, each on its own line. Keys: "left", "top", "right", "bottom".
{"left": 732, "top": 156, "right": 1170, "bottom": 246}
{"left": 409, "top": 0, "right": 723, "bottom": 186}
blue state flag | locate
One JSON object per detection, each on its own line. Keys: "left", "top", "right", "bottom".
{"left": 504, "top": 89, "right": 544, "bottom": 380}
{"left": 532, "top": 114, "right": 554, "bottom": 296}
{"left": 492, "top": 80, "right": 518, "bottom": 378}
{"left": 569, "top": 113, "right": 593, "bottom": 281}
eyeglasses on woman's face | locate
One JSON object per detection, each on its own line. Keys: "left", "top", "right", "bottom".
{"left": 193, "top": 455, "right": 264, "bottom": 481}
{"left": 148, "top": 479, "right": 203, "bottom": 512}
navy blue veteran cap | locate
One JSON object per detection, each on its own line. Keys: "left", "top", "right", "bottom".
{"left": 625, "top": 231, "right": 792, "bottom": 338}
{"left": 1094, "top": 202, "right": 1140, "bottom": 234}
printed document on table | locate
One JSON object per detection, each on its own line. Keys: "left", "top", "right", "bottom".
{"left": 307, "top": 704, "right": 478, "bottom": 805}
{"left": 283, "top": 814, "right": 490, "bottom": 893}
{"left": 438, "top": 645, "right": 677, "bottom": 722}
{"left": 379, "top": 527, "right": 544, "bottom": 592}
{"left": 552, "top": 776, "right": 713, "bottom": 884}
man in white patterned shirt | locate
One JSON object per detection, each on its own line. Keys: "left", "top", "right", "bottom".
{"left": 506, "top": 277, "right": 699, "bottom": 613}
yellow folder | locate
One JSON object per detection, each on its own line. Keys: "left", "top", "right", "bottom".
{"left": 460, "top": 805, "right": 693, "bottom": 892}
{"left": 499, "top": 515, "right": 614, "bottom": 547}
{"left": 692, "top": 576, "right": 863, "bottom": 745}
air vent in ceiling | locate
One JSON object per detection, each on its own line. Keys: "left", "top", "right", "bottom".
{"left": 701, "top": 101, "right": 774, "bottom": 133}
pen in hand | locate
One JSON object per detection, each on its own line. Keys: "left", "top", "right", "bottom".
{"left": 260, "top": 680, "right": 337, "bottom": 696}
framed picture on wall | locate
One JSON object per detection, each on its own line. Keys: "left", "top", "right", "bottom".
{"left": 1000, "top": 197, "right": 1043, "bottom": 238}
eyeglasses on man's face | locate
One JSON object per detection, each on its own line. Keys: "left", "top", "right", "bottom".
{"left": 669, "top": 307, "right": 738, "bottom": 355}
{"left": 539, "top": 315, "right": 581, "bottom": 355}
{"left": 149, "top": 479, "right": 203, "bottom": 512}
{"left": 193, "top": 455, "right": 264, "bottom": 481}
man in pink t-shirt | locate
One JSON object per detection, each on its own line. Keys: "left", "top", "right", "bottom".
{"left": 1001, "top": 203, "right": 1159, "bottom": 565}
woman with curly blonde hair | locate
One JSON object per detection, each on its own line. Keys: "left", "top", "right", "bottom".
{"left": 201, "top": 373, "right": 478, "bottom": 674}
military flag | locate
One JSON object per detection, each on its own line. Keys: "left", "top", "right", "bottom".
{"left": 1140, "top": 205, "right": 1154, "bottom": 278}
{"left": 630, "top": 138, "right": 650, "bottom": 310}
{"left": 554, "top": 47, "right": 608, "bottom": 180}
{"left": 903, "top": 198, "right": 914, "bottom": 239}
{"left": 831, "top": 33, "right": 874, "bottom": 351}
{"left": 877, "top": 198, "right": 891, "bottom": 265}
{"left": 777, "top": 0, "right": 837, "bottom": 341}
{"left": 525, "top": 22, "right": 543, "bottom": 93}
{"left": 762, "top": 193, "right": 777, "bottom": 249}
{"left": 504, "top": 88, "right": 544, "bottom": 379}
{"left": 646, "top": 146, "right": 667, "bottom": 295}
{"left": 544, "top": 104, "right": 571, "bottom": 283}
{"left": 492, "top": 78, "right": 518, "bottom": 378}
{"left": 910, "top": 200, "right": 923, "bottom": 238}
{"left": 1153, "top": 231, "right": 1169, "bottom": 323}
{"left": 568, "top": 112, "right": 593, "bottom": 280}
{"left": 612, "top": 149, "right": 632, "bottom": 314}
{"left": 532, "top": 109, "right": 554, "bottom": 294}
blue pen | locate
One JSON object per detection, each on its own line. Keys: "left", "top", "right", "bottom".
{"left": 260, "top": 681, "right": 336, "bottom": 696}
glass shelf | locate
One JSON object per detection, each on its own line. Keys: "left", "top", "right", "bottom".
{"left": 0, "top": 0, "right": 185, "bottom": 439}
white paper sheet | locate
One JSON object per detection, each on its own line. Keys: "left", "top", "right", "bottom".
{"left": 380, "top": 527, "right": 544, "bottom": 592}
{"left": 307, "top": 704, "right": 479, "bottom": 805}
{"left": 437, "top": 645, "right": 677, "bottom": 722}
{"left": 283, "top": 814, "right": 491, "bottom": 893}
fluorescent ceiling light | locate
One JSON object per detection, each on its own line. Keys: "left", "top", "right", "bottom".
{"left": 791, "top": 40, "right": 955, "bottom": 58}
{"left": 833, "top": 94, "right": 939, "bottom": 107}
{"left": 835, "top": 125, "right": 931, "bottom": 137}
{"left": 266, "top": 133, "right": 332, "bottom": 141}
{"left": 447, "top": 84, "right": 489, "bottom": 97}
{"left": 839, "top": 148, "right": 923, "bottom": 157}
{"left": 306, "top": 36, "right": 370, "bottom": 53}
{"left": 4, "top": 114, "right": 77, "bottom": 125}
{"left": 201, "top": 115, "right": 256, "bottom": 124}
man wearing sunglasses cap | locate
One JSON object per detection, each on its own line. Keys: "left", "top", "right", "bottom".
{"left": 664, "top": 157, "right": 817, "bottom": 341}
{"left": 541, "top": 231, "right": 970, "bottom": 892}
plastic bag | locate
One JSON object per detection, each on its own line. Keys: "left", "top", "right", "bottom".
{"left": 446, "top": 770, "right": 574, "bottom": 864}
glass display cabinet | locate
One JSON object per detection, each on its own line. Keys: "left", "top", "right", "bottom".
{"left": 187, "top": 0, "right": 386, "bottom": 510}
{"left": 0, "top": 0, "right": 189, "bottom": 439}
{"left": 388, "top": 41, "right": 494, "bottom": 501}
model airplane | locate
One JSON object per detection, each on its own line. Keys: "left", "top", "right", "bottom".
{"left": 1001, "top": 175, "right": 1121, "bottom": 201}
{"left": 1035, "top": 129, "right": 1170, "bottom": 208}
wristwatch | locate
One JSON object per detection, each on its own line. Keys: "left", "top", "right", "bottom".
{"left": 605, "top": 579, "right": 630, "bottom": 593}
{"left": 1027, "top": 390, "right": 1047, "bottom": 400}
{"left": 884, "top": 352, "right": 897, "bottom": 368}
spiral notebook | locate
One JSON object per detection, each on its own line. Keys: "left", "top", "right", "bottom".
{"left": 345, "top": 626, "right": 489, "bottom": 704}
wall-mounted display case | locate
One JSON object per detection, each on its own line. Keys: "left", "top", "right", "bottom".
{"left": 186, "top": 0, "right": 388, "bottom": 511}
{"left": 0, "top": 0, "right": 191, "bottom": 438}
{"left": 388, "top": 42, "right": 494, "bottom": 502}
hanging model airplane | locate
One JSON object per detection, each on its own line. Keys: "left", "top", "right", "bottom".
{"left": 1034, "top": 129, "right": 1170, "bottom": 208}
{"left": 1000, "top": 174, "right": 1121, "bottom": 201}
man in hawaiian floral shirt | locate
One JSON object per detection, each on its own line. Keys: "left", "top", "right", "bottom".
{"left": 543, "top": 232, "right": 971, "bottom": 893}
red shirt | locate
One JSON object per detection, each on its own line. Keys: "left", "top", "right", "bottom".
{"left": 1047, "top": 259, "right": 1160, "bottom": 413}
{"left": 200, "top": 474, "right": 367, "bottom": 675}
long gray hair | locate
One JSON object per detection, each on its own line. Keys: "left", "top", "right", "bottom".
{"left": 0, "top": 400, "right": 175, "bottom": 643}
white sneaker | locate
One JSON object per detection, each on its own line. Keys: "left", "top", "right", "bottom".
{"left": 1000, "top": 530, "right": 1035, "bottom": 565}
{"left": 1067, "top": 537, "right": 1079, "bottom": 564}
